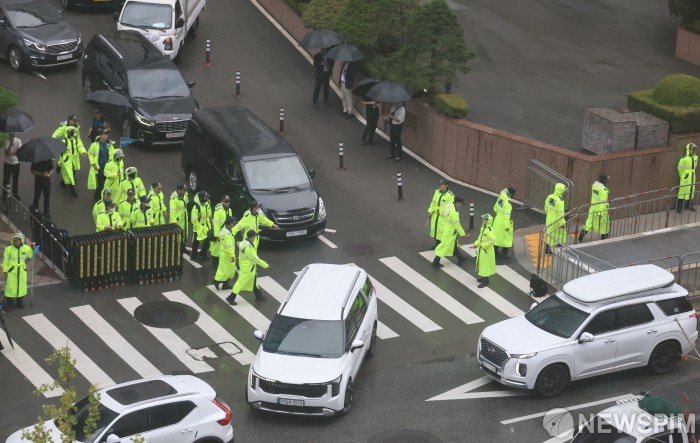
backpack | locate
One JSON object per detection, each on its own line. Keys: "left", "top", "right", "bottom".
{"left": 529, "top": 274, "right": 549, "bottom": 298}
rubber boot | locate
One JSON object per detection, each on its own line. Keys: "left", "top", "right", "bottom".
{"left": 254, "top": 285, "right": 266, "bottom": 302}
{"left": 677, "top": 200, "right": 684, "bottom": 214}
{"left": 226, "top": 293, "right": 238, "bottom": 305}
{"left": 17, "top": 296, "right": 25, "bottom": 309}
{"left": 432, "top": 256, "right": 443, "bottom": 268}
{"left": 69, "top": 185, "right": 78, "bottom": 197}
{"left": 213, "top": 280, "right": 222, "bottom": 290}
{"left": 499, "top": 247, "right": 511, "bottom": 260}
{"left": 578, "top": 229, "right": 587, "bottom": 243}
{"left": 222, "top": 280, "right": 233, "bottom": 290}
{"left": 190, "top": 239, "right": 200, "bottom": 261}
{"left": 478, "top": 277, "right": 490, "bottom": 288}
{"left": 455, "top": 248, "right": 466, "bottom": 265}
{"left": 601, "top": 233, "right": 609, "bottom": 240}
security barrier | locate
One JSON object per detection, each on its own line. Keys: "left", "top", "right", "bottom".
{"left": 129, "top": 224, "right": 183, "bottom": 285}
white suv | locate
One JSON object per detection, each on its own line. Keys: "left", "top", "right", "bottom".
{"left": 6, "top": 375, "right": 234, "bottom": 443}
{"left": 477, "top": 264, "right": 699, "bottom": 397}
{"left": 246, "top": 264, "right": 378, "bottom": 416}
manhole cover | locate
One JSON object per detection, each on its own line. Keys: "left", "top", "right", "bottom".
{"left": 134, "top": 301, "right": 199, "bottom": 328}
{"left": 368, "top": 430, "right": 442, "bottom": 443}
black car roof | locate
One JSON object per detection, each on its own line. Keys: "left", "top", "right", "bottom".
{"left": 192, "top": 106, "right": 296, "bottom": 159}
{"left": 95, "top": 31, "right": 172, "bottom": 71}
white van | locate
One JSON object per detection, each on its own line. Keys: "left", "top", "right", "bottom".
{"left": 115, "top": 0, "right": 205, "bottom": 62}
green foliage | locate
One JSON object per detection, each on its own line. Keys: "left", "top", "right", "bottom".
{"left": 285, "top": 0, "right": 310, "bottom": 16}
{"left": 669, "top": 0, "right": 700, "bottom": 24}
{"left": 628, "top": 89, "right": 700, "bottom": 134}
{"left": 0, "top": 85, "right": 18, "bottom": 111}
{"left": 303, "top": 0, "right": 347, "bottom": 29}
{"left": 435, "top": 93, "right": 469, "bottom": 118}
{"left": 652, "top": 74, "right": 700, "bottom": 106}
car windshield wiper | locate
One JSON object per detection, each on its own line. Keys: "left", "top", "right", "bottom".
{"left": 153, "top": 95, "right": 187, "bottom": 99}
{"left": 120, "top": 22, "right": 153, "bottom": 31}
{"left": 251, "top": 188, "right": 276, "bottom": 193}
{"left": 273, "top": 186, "right": 307, "bottom": 193}
{"left": 272, "top": 349, "right": 323, "bottom": 357}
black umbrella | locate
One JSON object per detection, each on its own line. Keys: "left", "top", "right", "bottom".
{"left": 352, "top": 78, "right": 381, "bottom": 97}
{"left": 366, "top": 81, "right": 413, "bottom": 103}
{"left": 0, "top": 109, "right": 35, "bottom": 133}
{"left": 86, "top": 90, "right": 131, "bottom": 107}
{"left": 324, "top": 44, "right": 365, "bottom": 61}
{"left": 17, "top": 137, "right": 64, "bottom": 163}
{"left": 0, "top": 310, "right": 14, "bottom": 350}
{"left": 300, "top": 29, "right": 342, "bottom": 50}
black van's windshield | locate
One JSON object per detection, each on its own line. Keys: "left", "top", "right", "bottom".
{"left": 244, "top": 156, "right": 311, "bottom": 193}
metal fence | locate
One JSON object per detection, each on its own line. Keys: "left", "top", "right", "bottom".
{"left": 524, "top": 159, "right": 574, "bottom": 212}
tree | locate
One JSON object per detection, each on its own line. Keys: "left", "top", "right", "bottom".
{"left": 0, "top": 85, "right": 18, "bottom": 148}
{"left": 302, "top": 0, "right": 347, "bottom": 29}
{"left": 669, "top": 0, "right": 700, "bottom": 25}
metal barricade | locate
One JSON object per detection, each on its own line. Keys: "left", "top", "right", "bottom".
{"left": 70, "top": 230, "right": 129, "bottom": 291}
{"left": 539, "top": 241, "right": 617, "bottom": 290}
{"left": 129, "top": 224, "right": 183, "bottom": 285}
{"left": 524, "top": 159, "right": 574, "bottom": 212}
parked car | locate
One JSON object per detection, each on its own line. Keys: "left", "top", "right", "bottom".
{"left": 5, "top": 375, "right": 234, "bottom": 442}
{"left": 82, "top": 30, "right": 198, "bottom": 145}
{"left": 181, "top": 106, "right": 327, "bottom": 241}
{"left": 115, "top": 0, "right": 204, "bottom": 63}
{"left": 246, "top": 264, "right": 378, "bottom": 416}
{"left": 57, "top": 0, "right": 124, "bottom": 10}
{"left": 477, "top": 264, "right": 699, "bottom": 397}
{"left": 0, "top": 0, "right": 83, "bottom": 72}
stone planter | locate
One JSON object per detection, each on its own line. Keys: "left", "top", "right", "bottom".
{"left": 676, "top": 26, "right": 700, "bottom": 66}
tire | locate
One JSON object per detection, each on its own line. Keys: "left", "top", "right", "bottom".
{"left": 187, "top": 17, "right": 199, "bottom": 39}
{"left": 82, "top": 76, "right": 92, "bottom": 97}
{"left": 534, "top": 364, "right": 569, "bottom": 398}
{"left": 8, "top": 46, "right": 24, "bottom": 72}
{"left": 648, "top": 341, "right": 679, "bottom": 375}
{"left": 338, "top": 378, "right": 354, "bottom": 416}
{"left": 61, "top": 0, "right": 73, "bottom": 9}
{"left": 121, "top": 115, "right": 134, "bottom": 139}
{"left": 365, "top": 322, "right": 377, "bottom": 359}
{"left": 187, "top": 168, "right": 199, "bottom": 192}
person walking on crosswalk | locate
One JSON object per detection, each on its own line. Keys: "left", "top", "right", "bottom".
{"left": 676, "top": 143, "right": 697, "bottom": 213}
{"left": 227, "top": 230, "right": 270, "bottom": 305}
{"left": 190, "top": 191, "right": 213, "bottom": 261}
{"left": 214, "top": 216, "right": 237, "bottom": 290}
{"left": 2, "top": 233, "right": 34, "bottom": 310}
{"left": 426, "top": 178, "right": 454, "bottom": 250}
{"left": 232, "top": 200, "right": 278, "bottom": 246}
{"left": 578, "top": 173, "right": 610, "bottom": 242}
{"left": 118, "top": 189, "right": 139, "bottom": 229}
{"left": 493, "top": 187, "right": 515, "bottom": 260}
{"left": 96, "top": 200, "right": 124, "bottom": 232}
{"left": 433, "top": 197, "right": 470, "bottom": 268}
{"left": 169, "top": 184, "right": 189, "bottom": 247}
{"left": 472, "top": 214, "right": 496, "bottom": 288}
{"left": 148, "top": 182, "right": 167, "bottom": 226}
{"left": 211, "top": 195, "right": 233, "bottom": 269}
{"left": 544, "top": 183, "right": 567, "bottom": 254}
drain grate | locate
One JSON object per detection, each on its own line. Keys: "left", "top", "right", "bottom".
{"left": 134, "top": 301, "right": 199, "bottom": 328}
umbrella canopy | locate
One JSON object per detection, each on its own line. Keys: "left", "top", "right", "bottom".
{"left": 17, "top": 137, "right": 64, "bottom": 163}
{"left": 324, "top": 44, "right": 365, "bottom": 61}
{"left": 86, "top": 90, "right": 132, "bottom": 107}
{"left": 0, "top": 310, "right": 14, "bottom": 350}
{"left": 366, "top": 81, "right": 413, "bottom": 103}
{"left": 352, "top": 78, "right": 381, "bottom": 97}
{"left": 0, "top": 109, "right": 35, "bottom": 133}
{"left": 300, "top": 29, "right": 342, "bottom": 50}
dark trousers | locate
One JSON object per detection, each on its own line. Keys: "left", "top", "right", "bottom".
{"left": 32, "top": 176, "right": 51, "bottom": 214}
{"left": 363, "top": 108, "right": 379, "bottom": 143}
{"left": 389, "top": 123, "right": 404, "bottom": 158}
{"left": 94, "top": 169, "right": 106, "bottom": 199}
{"left": 191, "top": 237, "right": 210, "bottom": 259}
{"left": 312, "top": 73, "right": 331, "bottom": 104}
{"left": 253, "top": 274, "right": 263, "bottom": 300}
{"left": 3, "top": 162, "right": 20, "bottom": 198}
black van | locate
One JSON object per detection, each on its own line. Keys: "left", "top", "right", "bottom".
{"left": 181, "top": 106, "right": 327, "bottom": 241}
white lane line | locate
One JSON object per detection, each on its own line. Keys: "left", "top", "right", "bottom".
{"left": 460, "top": 246, "right": 532, "bottom": 294}
{"left": 182, "top": 253, "right": 202, "bottom": 269}
{"left": 376, "top": 323, "right": 399, "bottom": 339}
{"left": 324, "top": 228, "right": 337, "bottom": 233}
{"left": 24, "top": 314, "right": 115, "bottom": 388}
{"left": 318, "top": 235, "right": 338, "bottom": 249}
{"left": 420, "top": 251, "right": 525, "bottom": 317}
{"left": 0, "top": 328, "right": 64, "bottom": 398}
{"left": 71, "top": 305, "right": 162, "bottom": 378}
{"left": 118, "top": 298, "right": 214, "bottom": 374}
{"left": 163, "top": 290, "right": 256, "bottom": 366}
{"left": 31, "top": 71, "right": 46, "bottom": 80}
{"left": 500, "top": 393, "right": 635, "bottom": 425}
{"left": 426, "top": 376, "right": 525, "bottom": 401}
{"left": 257, "top": 276, "right": 289, "bottom": 303}
{"left": 206, "top": 285, "right": 271, "bottom": 331}
{"left": 380, "top": 257, "right": 484, "bottom": 325}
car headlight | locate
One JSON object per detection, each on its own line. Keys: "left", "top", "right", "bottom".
{"left": 133, "top": 111, "right": 154, "bottom": 127}
{"left": 328, "top": 375, "right": 342, "bottom": 397}
{"left": 317, "top": 197, "right": 326, "bottom": 220}
{"left": 510, "top": 352, "right": 537, "bottom": 359}
{"left": 77, "top": 33, "right": 82, "bottom": 45}
{"left": 250, "top": 369, "right": 258, "bottom": 390}
{"left": 23, "top": 39, "right": 46, "bottom": 52}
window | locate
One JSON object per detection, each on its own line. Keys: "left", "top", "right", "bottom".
{"left": 226, "top": 156, "right": 242, "bottom": 181}
{"left": 175, "top": 0, "right": 182, "bottom": 18}
{"left": 656, "top": 297, "right": 694, "bottom": 316}
{"left": 525, "top": 295, "right": 589, "bottom": 338}
{"left": 150, "top": 401, "right": 196, "bottom": 429}
{"left": 362, "top": 277, "right": 374, "bottom": 300}
{"left": 107, "top": 409, "right": 149, "bottom": 438}
{"left": 128, "top": 69, "right": 190, "bottom": 99}
{"left": 263, "top": 314, "right": 344, "bottom": 358}
{"left": 242, "top": 156, "right": 311, "bottom": 192}
{"left": 345, "top": 293, "right": 367, "bottom": 349}
{"left": 120, "top": 2, "right": 173, "bottom": 29}
{"left": 583, "top": 310, "right": 615, "bottom": 336}
{"left": 616, "top": 304, "right": 654, "bottom": 329}
{"left": 70, "top": 396, "right": 118, "bottom": 442}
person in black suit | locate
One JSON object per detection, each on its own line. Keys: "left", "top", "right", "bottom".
{"left": 361, "top": 96, "right": 381, "bottom": 145}
{"left": 312, "top": 49, "right": 335, "bottom": 109}
{"left": 339, "top": 61, "right": 357, "bottom": 117}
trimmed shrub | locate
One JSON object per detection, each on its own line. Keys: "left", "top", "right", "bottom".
{"left": 435, "top": 93, "right": 468, "bottom": 119}
{"left": 652, "top": 74, "right": 700, "bottom": 106}
{"left": 628, "top": 89, "right": 700, "bottom": 134}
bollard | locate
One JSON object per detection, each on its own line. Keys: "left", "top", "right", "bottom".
{"left": 397, "top": 172, "right": 403, "bottom": 201}
{"left": 235, "top": 71, "right": 241, "bottom": 97}
{"left": 205, "top": 39, "right": 211, "bottom": 66}
{"left": 338, "top": 142, "right": 344, "bottom": 170}
{"left": 469, "top": 202, "right": 475, "bottom": 230}
{"left": 279, "top": 107, "right": 285, "bottom": 133}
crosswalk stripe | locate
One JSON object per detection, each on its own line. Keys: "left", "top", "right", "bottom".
{"left": 0, "top": 328, "right": 64, "bottom": 398}
{"left": 376, "top": 323, "right": 399, "bottom": 339}
{"left": 370, "top": 275, "right": 443, "bottom": 332}
{"left": 162, "top": 290, "right": 256, "bottom": 366}
{"left": 71, "top": 305, "right": 162, "bottom": 378}
{"left": 380, "top": 257, "right": 484, "bottom": 325}
{"left": 206, "top": 285, "right": 271, "bottom": 331}
{"left": 460, "top": 246, "right": 532, "bottom": 294}
{"left": 182, "top": 253, "right": 203, "bottom": 269}
{"left": 118, "top": 298, "right": 215, "bottom": 374}
{"left": 24, "top": 314, "right": 115, "bottom": 388}
{"left": 419, "top": 251, "right": 525, "bottom": 317}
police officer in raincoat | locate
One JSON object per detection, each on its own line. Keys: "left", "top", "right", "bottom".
{"left": 96, "top": 200, "right": 124, "bottom": 232}
{"left": 148, "top": 182, "right": 167, "bottom": 226}
{"left": 677, "top": 143, "right": 698, "bottom": 213}
{"left": 118, "top": 189, "right": 139, "bottom": 229}
{"left": 232, "top": 200, "right": 278, "bottom": 247}
{"left": 2, "top": 233, "right": 34, "bottom": 310}
{"left": 211, "top": 195, "right": 233, "bottom": 269}
{"left": 227, "top": 230, "right": 269, "bottom": 305}
{"left": 432, "top": 197, "right": 470, "bottom": 268}
{"left": 472, "top": 214, "right": 496, "bottom": 288}
{"left": 493, "top": 187, "right": 515, "bottom": 260}
{"left": 190, "top": 191, "right": 212, "bottom": 261}
{"left": 103, "top": 149, "right": 124, "bottom": 199}
{"left": 116, "top": 167, "right": 146, "bottom": 204}
{"left": 426, "top": 178, "right": 454, "bottom": 250}
{"left": 544, "top": 183, "right": 567, "bottom": 254}
{"left": 169, "top": 184, "right": 189, "bottom": 245}
{"left": 578, "top": 173, "right": 610, "bottom": 242}
{"left": 131, "top": 196, "right": 154, "bottom": 228}
{"left": 213, "top": 216, "right": 237, "bottom": 291}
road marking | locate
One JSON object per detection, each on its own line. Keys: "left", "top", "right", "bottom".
{"left": 318, "top": 235, "right": 338, "bottom": 248}
{"left": 163, "top": 290, "right": 256, "bottom": 365}
{"left": 30, "top": 71, "right": 46, "bottom": 80}
{"left": 24, "top": 314, "right": 115, "bottom": 388}
{"left": 420, "top": 251, "right": 525, "bottom": 317}
{"left": 324, "top": 228, "right": 336, "bottom": 233}
{"left": 182, "top": 253, "right": 202, "bottom": 269}
{"left": 426, "top": 376, "right": 526, "bottom": 401}
{"left": 206, "top": 285, "right": 271, "bottom": 331}
{"left": 500, "top": 393, "right": 635, "bottom": 425}
{"left": 71, "top": 305, "right": 162, "bottom": 378}
{"left": 376, "top": 323, "right": 399, "bottom": 339}
{"left": 370, "top": 271, "right": 443, "bottom": 332}
{"left": 380, "top": 256, "right": 484, "bottom": 325}
{"left": 0, "top": 328, "right": 64, "bottom": 398}
{"left": 460, "top": 246, "right": 532, "bottom": 294}
{"left": 118, "top": 297, "right": 215, "bottom": 374}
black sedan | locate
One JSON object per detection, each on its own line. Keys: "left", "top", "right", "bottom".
{"left": 57, "top": 0, "right": 124, "bottom": 10}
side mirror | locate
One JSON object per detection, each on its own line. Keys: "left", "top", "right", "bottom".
{"left": 112, "top": 85, "right": 124, "bottom": 93}
{"left": 578, "top": 332, "right": 594, "bottom": 344}
{"left": 176, "top": 17, "right": 185, "bottom": 28}
{"left": 350, "top": 339, "right": 364, "bottom": 352}
{"left": 187, "top": 81, "right": 196, "bottom": 88}
{"left": 112, "top": 11, "right": 119, "bottom": 22}
{"left": 106, "top": 435, "right": 120, "bottom": 443}
{"left": 308, "top": 168, "right": 316, "bottom": 179}
{"left": 253, "top": 330, "right": 265, "bottom": 341}
{"left": 529, "top": 302, "right": 538, "bottom": 311}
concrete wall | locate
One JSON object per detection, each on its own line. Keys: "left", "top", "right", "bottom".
{"left": 676, "top": 27, "right": 700, "bottom": 66}
{"left": 257, "top": 0, "right": 683, "bottom": 208}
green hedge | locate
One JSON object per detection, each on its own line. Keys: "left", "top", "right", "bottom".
{"left": 285, "top": 0, "right": 309, "bottom": 16}
{"left": 628, "top": 89, "right": 700, "bottom": 134}
{"left": 652, "top": 74, "right": 700, "bottom": 106}
{"left": 435, "top": 93, "right": 468, "bottom": 119}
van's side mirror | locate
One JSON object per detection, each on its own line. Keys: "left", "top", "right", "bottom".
{"left": 187, "top": 81, "right": 196, "bottom": 88}
{"left": 578, "top": 332, "right": 594, "bottom": 344}
{"left": 253, "top": 330, "right": 266, "bottom": 341}
{"left": 350, "top": 339, "right": 364, "bottom": 352}
{"left": 176, "top": 17, "right": 185, "bottom": 28}
{"left": 112, "top": 11, "right": 119, "bottom": 22}
{"left": 529, "top": 302, "right": 538, "bottom": 311}
{"left": 308, "top": 168, "right": 316, "bottom": 179}
{"left": 106, "top": 435, "right": 120, "bottom": 443}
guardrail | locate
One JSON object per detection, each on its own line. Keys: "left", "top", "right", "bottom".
{"left": 524, "top": 159, "right": 574, "bottom": 212}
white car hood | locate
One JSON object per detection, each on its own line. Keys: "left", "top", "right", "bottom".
{"left": 6, "top": 420, "right": 65, "bottom": 443}
{"left": 481, "top": 315, "right": 565, "bottom": 354}
{"left": 254, "top": 350, "right": 346, "bottom": 384}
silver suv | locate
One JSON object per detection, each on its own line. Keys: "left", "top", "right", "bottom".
{"left": 477, "top": 265, "right": 699, "bottom": 397}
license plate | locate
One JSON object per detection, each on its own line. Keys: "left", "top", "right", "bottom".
{"left": 481, "top": 359, "right": 498, "bottom": 373}
{"left": 286, "top": 229, "right": 307, "bottom": 237}
{"left": 165, "top": 131, "right": 185, "bottom": 139}
{"left": 278, "top": 398, "right": 304, "bottom": 407}
{"left": 56, "top": 54, "right": 72, "bottom": 61}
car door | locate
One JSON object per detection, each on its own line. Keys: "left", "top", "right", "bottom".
{"left": 574, "top": 309, "right": 617, "bottom": 378}
{"left": 224, "top": 154, "right": 249, "bottom": 217}
{"left": 100, "top": 408, "right": 150, "bottom": 442}
{"left": 614, "top": 303, "right": 657, "bottom": 370}
{"left": 344, "top": 291, "right": 369, "bottom": 378}
{"left": 147, "top": 401, "right": 200, "bottom": 443}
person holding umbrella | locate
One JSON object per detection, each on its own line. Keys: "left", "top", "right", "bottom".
{"left": 3, "top": 233, "right": 34, "bottom": 310}
{"left": 387, "top": 101, "right": 406, "bottom": 162}
{"left": 339, "top": 60, "right": 357, "bottom": 117}
{"left": 361, "top": 97, "right": 381, "bottom": 145}
{"left": 312, "top": 48, "right": 335, "bottom": 110}
{"left": 2, "top": 132, "right": 21, "bottom": 201}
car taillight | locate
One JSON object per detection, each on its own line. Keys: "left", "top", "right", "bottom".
{"left": 213, "top": 398, "right": 231, "bottom": 426}
{"left": 163, "top": 37, "right": 173, "bottom": 50}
